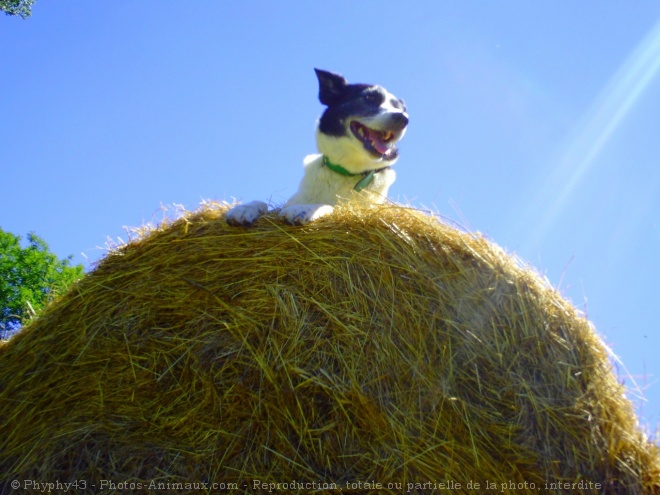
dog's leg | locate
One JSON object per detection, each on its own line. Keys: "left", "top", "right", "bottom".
{"left": 279, "top": 204, "right": 334, "bottom": 225}
{"left": 225, "top": 201, "right": 269, "bottom": 226}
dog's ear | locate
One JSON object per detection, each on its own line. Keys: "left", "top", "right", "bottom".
{"left": 315, "top": 69, "right": 348, "bottom": 106}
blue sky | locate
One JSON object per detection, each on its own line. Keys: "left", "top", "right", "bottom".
{"left": 2, "top": 2, "right": 659, "bottom": 433}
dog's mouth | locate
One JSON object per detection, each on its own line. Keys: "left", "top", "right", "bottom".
{"left": 350, "top": 121, "right": 399, "bottom": 160}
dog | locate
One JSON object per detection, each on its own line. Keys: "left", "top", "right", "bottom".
{"left": 225, "top": 69, "right": 408, "bottom": 226}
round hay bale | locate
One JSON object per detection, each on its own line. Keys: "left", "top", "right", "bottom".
{"left": 1, "top": 203, "right": 658, "bottom": 494}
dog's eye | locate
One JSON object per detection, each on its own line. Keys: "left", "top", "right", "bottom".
{"left": 364, "top": 92, "right": 383, "bottom": 105}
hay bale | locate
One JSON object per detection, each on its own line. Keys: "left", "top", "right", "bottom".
{"left": 1, "top": 203, "right": 658, "bottom": 494}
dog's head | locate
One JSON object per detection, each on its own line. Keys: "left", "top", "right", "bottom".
{"left": 314, "top": 69, "right": 408, "bottom": 173}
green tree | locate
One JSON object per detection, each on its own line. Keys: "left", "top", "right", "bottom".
{"left": 0, "top": 229, "right": 84, "bottom": 338}
{"left": 1, "top": 0, "right": 36, "bottom": 18}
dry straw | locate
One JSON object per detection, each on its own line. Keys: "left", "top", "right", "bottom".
{"left": 1, "top": 202, "right": 658, "bottom": 494}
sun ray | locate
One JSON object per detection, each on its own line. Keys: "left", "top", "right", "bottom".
{"left": 522, "top": 17, "right": 660, "bottom": 252}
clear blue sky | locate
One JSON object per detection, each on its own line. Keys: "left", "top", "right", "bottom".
{"left": 2, "top": 2, "right": 659, "bottom": 434}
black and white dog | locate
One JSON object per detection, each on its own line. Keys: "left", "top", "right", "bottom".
{"left": 226, "top": 69, "right": 408, "bottom": 226}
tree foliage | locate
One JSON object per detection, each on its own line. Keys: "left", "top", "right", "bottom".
{"left": 1, "top": 0, "right": 36, "bottom": 19}
{"left": 0, "top": 229, "right": 84, "bottom": 338}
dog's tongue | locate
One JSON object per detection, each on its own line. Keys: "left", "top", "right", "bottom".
{"left": 367, "top": 128, "right": 390, "bottom": 154}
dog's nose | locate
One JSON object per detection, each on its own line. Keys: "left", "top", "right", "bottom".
{"left": 391, "top": 112, "right": 409, "bottom": 129}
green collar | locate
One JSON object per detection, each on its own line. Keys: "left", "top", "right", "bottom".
{"left": 322, "top": 156, "right": 390, "bottom": 192}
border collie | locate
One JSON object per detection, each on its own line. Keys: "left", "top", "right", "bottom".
{"left": 225, "top": 69, "right": 408, "bottom": 226}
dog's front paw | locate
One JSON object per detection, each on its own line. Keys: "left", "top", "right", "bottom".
{"left": 225, "top": 201, "right": 269, "bottom": 226}
{"left": 279, "top": 204, "right": 334, "bottom": 225}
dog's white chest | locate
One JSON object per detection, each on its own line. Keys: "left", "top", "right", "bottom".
{"left": 285, "top": 154, "right": 395, "bottom": 207}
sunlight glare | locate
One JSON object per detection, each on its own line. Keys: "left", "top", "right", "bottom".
{"left": 523, "top": 18, "right": 660, "bottom": 251}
